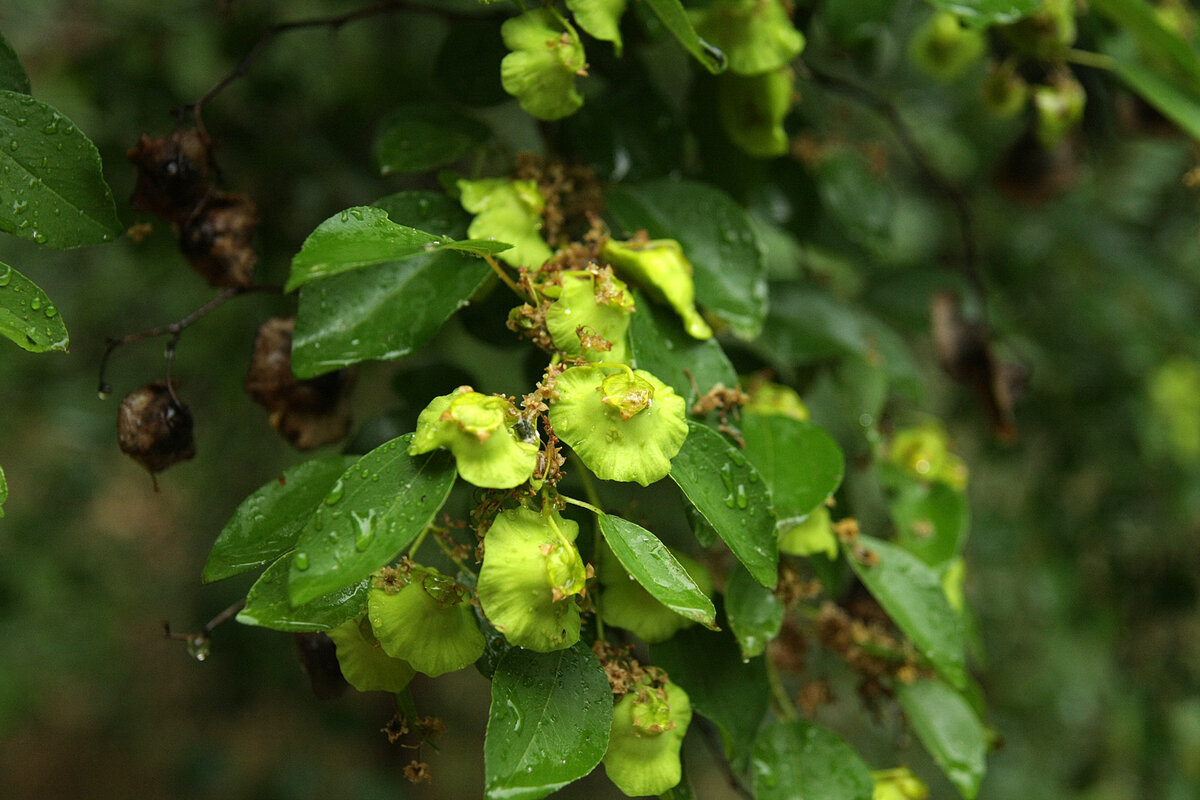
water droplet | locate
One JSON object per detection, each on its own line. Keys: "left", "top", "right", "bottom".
{"left": 735, "top": 484, "right": 749, "bottom": 510}
{"left": 724, "top": 494, "right": 736, "bottom": 509}
{"left": 41, "top": 119, "right": 56, "bottom": 134}
{"left": 325, "top": 478, "right": 345, "bottom": 504}
{"left": 9, "top": 140, "right": 18, "bottom": 151}
{"left": 14, "top": 117, "right": 26, "bottom": 127}
{"left": 29, "top": 296, "right": 41, "bottom": 311}
{"left": 350, "top": 208, "right": 364, "bottom": 220}
{"left": 0, "top": 265, "right": 11, "bottom": 286}
{"left": 352, "top": 510, "right": 376, "bottom": 552}
{"left": 729, "top": 450, "right": 747, "bottom": 467}
{"left": 294, "top": 552, "right": 310, "bottom": 570}
{"left": 32, "top": 231, "right": 46, "bottom": 243}
{"left": 186, "top": 635, "right": 211, "bottom": 662}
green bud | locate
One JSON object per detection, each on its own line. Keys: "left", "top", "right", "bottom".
{"left": 599, "top": 544, "right": 713, "bottom": 642}
{"left": 1034, "top": 75, "right": 1086, "bottom": 149}
{"left": 888, "top": 422, "right": 968, "bottom": 490}
{"left": 602, "top": 238, "right": 712, "bottom": 340}
{"left": 500, "top": 9, "right": 587, "bottom": 121}
{"left": 545, "top": 268, "right": 635, "bottom": 363}
{"left": 744, "top": 378, "right": 809, "bottom": 421}
{"left": 778, "top": 504, "right": 837, "bottom": 559}
{"left": 477, "top": 506, "right": 585, "bottom": 652}
{"left": 981, "top": 60, "right": 1029, "bottom": 118}
{"left": 459, "top": 177, "right": 553, "bottom": 270}
{"left": 367, "top": 570, "right": 486, "bottom": 677}
{"left": 717, "top": 67, "right": 794, "bottom": 158}
{"left": 409, "top": 387, "right": 538, "bottom": 489}
{"left": 325, "top": 617, "right": 415, "bottom": 694}
{"left": 603, "top": 682, "right": 692, "bottom": 797}
{"left": 908, "top": 12, "right": 985, "bottom": 82}
{"left": 694, "top": 0, "right": 805, "bottom": 76}
{"left": 550, "top": 366, "right": 688, "bottom": 486}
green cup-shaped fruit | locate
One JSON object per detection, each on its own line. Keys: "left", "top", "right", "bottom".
{"left": 545, "top": 269, "right": 635, "bottom": 363}
{"left": 717, "top": 67, "right": 794, "bottom": 158}
{"left": 459, "top": 177, "right": 553, "bottom": 270}
{"left": 981, "top": 60, "right": 1029, "bottom": 119}
{"left": 500, "top": 8, "right": 587, "bottom": 121}
{"left": 602, "top": 238, "right": 712, "bottom": 340}
{"left": 743, "top": 377, "right": 810, "bottom": 421}
{"left": 694, "top": 0, "right": 804, "bottom": 76}
{"left": 778, "top": 504, "right": 837, "bottom": 559}
{"left": 603, "top": 682, "right": 692, "bottom": 797}
{"left": 1034, "top": 76, "right": 1086, "bottom": 148}
{"left": 550, "top": 366, "right": 688, "bottom": 486}
{"left": 477, "top": 506, "right": 586, "bottom": 652}
{"left": 326, "top": 617, "right": 416, "bottom": 694}
{"left": 872, "top": 766, "right": 930, "bottom": 800}
{"left": 409, "top": 387, "right": 538, "bottom": 489}
{"left": 599, "top": 545, "right": 713, "bottom": 642}
{"left": 368, "top": 571, "right": 485, "bottom": 677}
{"left": 908, "top": 12, "right": 985, "bottom": 82}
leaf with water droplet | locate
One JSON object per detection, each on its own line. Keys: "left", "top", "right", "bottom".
{"left": 640, "top": 0, "right": 726, "bottom": 74}
{"left": 0, "top": 90, "right": 120, "bottom": 246}
{"left": 628, "top": 293, "right": 737, "bottom": 409}
{"left": 0, "top": 260, "right": 67, "bottom": 352}
{"left": 671, "top": 421, "right": 777, "bottom": 587}
{"left": 751, "top": 720, "right": 874, "bottom": 800}
{"left": 288, "top": 433, "right": 456, "bottom": 606}
{"left": 237, "top": 552, "right": 368, "bottom": 632}
{"left": 740, "top": 413, "right": 844, "bottom": 529}
{"left": 724, "top": 564, "right": 783, "bottom": 659}
{"left": 896, "top": 678, "right": 988, "bottom": 799}
{"left": 485, "top": 642, "right": 612, "bottom": 800}
{"left": 374, "top": 102, "right": 491, "bottom": 176}
{"left": 203, "top": 455, "right": 357, "bottom": 583}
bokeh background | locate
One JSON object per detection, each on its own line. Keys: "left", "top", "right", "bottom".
{"left": 1, "top": 1, "right": 1199, "bottom": 798}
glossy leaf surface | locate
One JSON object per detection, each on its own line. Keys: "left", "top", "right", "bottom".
{"left": 897, "top": 678, "right": 988, "bottom": 799}
{"left": 740, "top": 413, "right": 844, "bottom": 528}
{"left": 848, "top": 535, "right": 966, "bottom": 688}
{"left": 484, "top": 642, "right": 612, "bottom": 800}
{"left": 724, "top": 563, "right": 782, "bottom": 659}
{"left": 924, "top": 0, "right": 1039, "bottom": 27}
{"left": 0, "top": 261, "right": 66, "bottom": 352}
{"left": 890, "top": 477, "right": 970, "bottom": 566}
{"left": 671, "top": 421, "right": 778, "bottom": 587}
{"left": 237, "top": 554, "right": 368, "bottom": 632}
{"left": 752, "top": 720, "right": 874, "bottom": 800}
{"left": 288, "top": 434, "right": 456, "bottom": 606}
{"left": 0, "top": 91, "right": 120, "bottom": 247}
{"left": 642, "top": 0, "right": 726, "bottom": 74}
{"left": 203, "top": 455, "right": 356, "bottom": 583}
{"left": 598, "top": 513, "right": 717, "bottom": 630}
{"left": 608, "top": 180, "right": 767, "bottom": 338}
{"left": 374, "top": 103, "right": 490, "bottom": 176}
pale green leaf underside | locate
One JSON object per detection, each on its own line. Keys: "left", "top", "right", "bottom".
{"left": 238, "top": 554, "right": 368, "bottom": 632}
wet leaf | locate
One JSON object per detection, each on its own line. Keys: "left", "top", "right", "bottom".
{"left": 598, "top": 513, "right": 717, "bottom": 630}
{"left": 724, "top": 563, "right": 782, "bottom": 658}
{"left": 671, "top": 421, "right": 778, "bottom": 587}
{"left": 237, "top": 554, "right": 368, "bottom": 632}
{"left": 751, "top": 720, "right": 874, "bottom": 800}
{"left": 0, "top": 90, "right": 120, "bottom": 247}
{"left": 0, "top": 261, "right": 67, "bottom": 352}
{"left": 628, "top": 290, "right": 737, "bottom": 407}
{"left": 897, "top": 678, "right": 988, "bottom": 799}
{"left": 484, "top": 641, "right": 613, "bottom": 800}
{"left": 287, "top": 434, "right": 456, "bottom": 606}
{"left": 202, "top": 455, "right": 357, "bottom": 583}
{"left": 924, "top": 0, "right": 1039, "bottom": 28}
{"left": 740, "top": 413, "right": 844, "bottom": 528}
{"left": 374, "top": 102, "right": 490, "bottom": 176}
{"left": 642, "top": 0, "right": 727, "bottom": 74}
{"left": 889, "top": 476, "right": 970, "bottom": 566}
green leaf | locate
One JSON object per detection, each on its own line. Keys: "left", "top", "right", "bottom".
{"left": 287, "top": 434, "right": 457, "bottom": 606}
{"left": 847, "top": 535, "right": 966, "bottom": 688}
{"left": 1092, "top": 0, "right": 1200, "bottom": 86}
{"left": 0, "top": 261, "right": 66, "bottom": 352}
{"left": 889, "top": 477, "right": 970, "bottom": 566}
{"left": 671, "top": 421, "right": 778, "bottom": 587}
{"left": 896, "top": 678, "right": 988, "bottom": 799}
{"left": 725, "top": 563, "right": 782, "bottom": 659}
{"left": 642, "top": 0, "right": 727, "bottom": 74}
{"left": 0, "top": 462, "right": 7, "bottom": 518}
{"left": 202, "top": 455, "right": 357, "bottom": 583}
{"left": 923, "top": 0, "right": 1039, "bottom": 28}
{"left": 285, "top": 205, "right": 509, "bottom": 292}
{"left": 751, "top": 720, "right": 875, "bottom": 800}
{"left": 740, "top": 413, "right": 844, "bottom": 528}
{"left": 374, "top": 103, "right": 490, "bottom": 176}
{"left": 0, "top": 91, "right": 120, "bottom": 247}
{"left": 0, "top": 33, "right": 31, "bottom": 94}
{"left": 598, "top": 513, "right": 717, "bottom": 630}
{"left": 608, "top": 180, "right": 767, "bottom": 338}
{"left": 484, "top": 641, "right": 613, "bottom": 800}
{"left": 237, "top": 554, "right": 368, "bottom": 632}
{"left": 1111, "top": 58, "right": 1200, "bottom": 141}
{"left": 628, "top": 292, "right": 737, "bottom": 407}
{"left": 291, "top": 193, "right": 495, "bottom": 378}
{"left": 753, "top": 284, "right": 868, "bottom": 369}
{"left": 567, "top": 0, "right": 628, "bottom": 53}
{"left": 651, "top": 624, "right": 769, "bottom": 772}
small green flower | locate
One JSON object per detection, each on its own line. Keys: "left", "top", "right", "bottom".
{"left": 908, "top": 12, "right": 985, "bottom": 82}
{"left": 545, "top": 268, "right": 635, "bottom": 363}
{"left": 459, "top": 178, "right": 553, "bottom": 270}
{"left": 717, "top": 67, "right": 794, "bottom": 158}
{"left": 500, "top": 9, "right": 588, "bottom": 121}
{"left": 744, "top": 377, "right": 810, "bottom": 420}
{"left": 1034, "top": 75, "right": 1086, "bottom": 149}
{"left": 888, "top": 422, "right": 968, "bottom": 490}
{"left": 778, "top": 504, "right": 837, "bottom": 559}
{"left": 367, "top": 570, "right": 486, "bottom": 677}
{"left": 566, "top": 0, "right": 628, "bottom": 55}
{"left": 477, "top": 506, "right": 586, "bottom": 652}
{"left": 599, "top": 545, "right": 713, "bottom": 642}
{"left": 549, "top": 366, "right": 688, "bottom": 486}
{"left": 603, "top": 682, "right": 692, "bottom": 797}
{"left": 325, "top": 617, "right": 415, "bottom": 694}
{"left": 409, "top": 387, "right": 538, "bottom": 489}
{"left": 601, "top": 237, "right": 712, "bottom": 340}
{"left": 694, "top": 0, "right": 804, "bottom": 76}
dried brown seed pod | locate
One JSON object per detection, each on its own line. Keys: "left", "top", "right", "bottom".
{"left": 244, "top": 317, "right": 355, "bottom": 450}
{"left": 116, "top": 381, "right": 196, "bottom": 473}
{"left": 179, "top": 191, "right": 259, "bottom": 288}
{"left": 127, "top": 129, "right": 214, "bottom": 223}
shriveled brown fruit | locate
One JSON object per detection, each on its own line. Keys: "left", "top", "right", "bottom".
{"left": 127, "top": 129, "right": 214, "bottom": 223}
{"left": 117, "top": 381, "right": 196, "bottom": 473}
{"left": 245, "top": 317, "right": 355, "bottom": 450}
{"left": 179, "top": 191, "right": 259, "bottom": 287}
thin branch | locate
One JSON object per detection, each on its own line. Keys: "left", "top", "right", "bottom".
{"left": 163, "top": 597, "right": 247, "bottom": 661}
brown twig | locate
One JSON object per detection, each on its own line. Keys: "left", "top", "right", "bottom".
{"left": 163, "top": 597, "right": 247, "bottom": 661}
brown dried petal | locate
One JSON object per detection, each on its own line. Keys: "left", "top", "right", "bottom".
{"left": 117, "top": 381, "right": 196, "bottom": 473}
